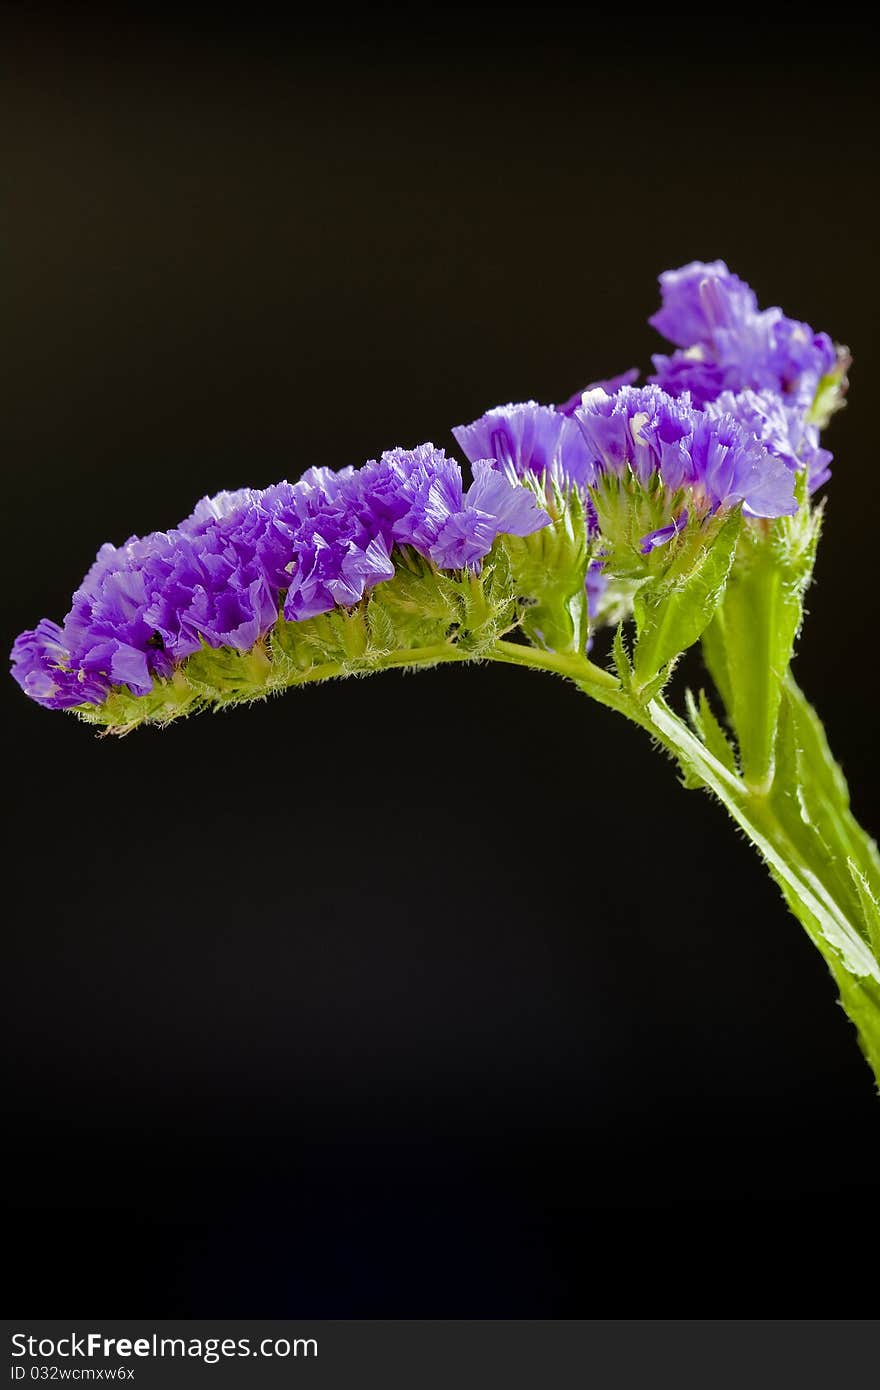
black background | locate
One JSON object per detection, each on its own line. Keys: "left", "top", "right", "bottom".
{"left": 4, "top": 10, "right": 879, "bottom": 1315}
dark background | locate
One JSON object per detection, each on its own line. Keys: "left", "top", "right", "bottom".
{"left": 4, "top": 10, "right": 879, "bottom": 1315}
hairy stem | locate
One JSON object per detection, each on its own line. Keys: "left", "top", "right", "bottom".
{"left": 489, "top": 639, "right": 619, "bottom": 689}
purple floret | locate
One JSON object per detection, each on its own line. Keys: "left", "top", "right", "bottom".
{"left": 649, "top": 261, "right": 758, "bottom": 349}
{"left": 453, "top": 401, "right": 596, "bottom": 493}
{"left": 706, "top": 389, "right": 832, "bottom": 493}
{"left": 267, "top": 466, "right": 396, "bottom": 622}
{"left": 388, "top": 445, "right": 548, "bottom": 569}
{"left": 10, "top": 620, "right": 110, "bottom": 710}
{"left": 63, "top": 534, "right": 178, "bottom": 695}
{"left": 641, "top": 510, "right": 690, "bottom": 555}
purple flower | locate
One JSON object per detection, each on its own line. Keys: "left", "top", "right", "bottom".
{"left": 143, "top": 531, "right": 280, "bottom": 655}
{"left": 683, "top": 414, "right": 797, "bottom": 518}
{"left": 650, "top": 260, "right": 836, "bottom": 409}
{"left": 575, "top": 385, "right": 797, "bottom": 519}
{"left": 10, "top": 620, "right": 109, "bottom": 710}
{"left": 286, "top": 528, "right": 395, "bottom": 621}
{"left": 62, "top": 533, "right": 177, "bottom": 694}
{"left": 649, "top": 261, "right": 758, "bottom": 349}
{"left": 179, "top": 488, "right": 264, "bottom": 536}
{"left": 576, "top": 386, "right": 690, "bottom": 487}
{"left": 768, "top": 317, "right": 837, "bottom": 401}
{"left": 389, "top": 445, "right": 549, "bottom": 569}
{"left": 11, "top": 442, "right": 550, "bottom": 711}
{"left": 266, "top": 467, "right": 396, "bottom": 622}
{"left": 706, "top": 389, "right": 832, "bottom": 493}
{"left": 641, "top": 510, "right": 690, "bottom": 554}
{"left": 453, "top": 401, "right": 596, "bottom": 492}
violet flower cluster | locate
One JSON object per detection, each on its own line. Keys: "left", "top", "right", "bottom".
{"left": 11, "top": 261, "right": 842, "bottom": 715}
{"left": 12, "top": 449, "right": 547, "bottom": 710}
{"left": 649, "top": 260, "right": 836, "bottom": 406}
{"left": 455, "top": 385, "right": 798, "bottom": 530}
{"left": 650, "top": 259, "right": 839, "bottom": 490}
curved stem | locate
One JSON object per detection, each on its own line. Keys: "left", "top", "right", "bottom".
{"left": 373, "top": 643, "right": 471, "bottom": 673}
{"left": 489, "top": 639, "right": 620, "bottom": 690}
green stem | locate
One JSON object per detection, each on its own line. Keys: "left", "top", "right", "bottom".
{"left": 488, "top": 639, "right": 650, "bottom": 729}
{"left": 288, "top": 641, "right": 472, "bottom": 686}
{"left": 373, "top": 643, "right": 471, "bottom": 673}
{"left": 489, "top": 639, "right": 619, "bottom": 690}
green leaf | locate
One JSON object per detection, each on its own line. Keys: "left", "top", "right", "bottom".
{"left": 783, "top": 674, "right": 868, "bottom": 832}
{"left": 762, "top": 677, "right": 880, "bottom": 952}
{"left": 636, "top": 669, "right": 672, "bottom": 707}
{"left": 632, "top": 508, "right": 741, "bottom": 685}
{"left": 773, "top": 871, "right": 880, "bottom": 1080}
{"left": 611, "top": 623, "right": 633, "bottom": 688}
{"left": 685, "top": 687, "right": 702, "bottom": 733}
{"left": 829, "top": 963, "right": 880, "bottom": 1085}
{"left": 706, "top": 502, "right": 821, "bottom": 791}
{"left": 683, "top": 688, "right": 736, "bottom": 785}
{"left": 779, "top": 677, "right": 880, "bottom": 899}
{"left": 768, "top": 685, "right": 863, "bottom": 935}
{"left": 696, "top": 689, "right": 738, "bottom": 776}
{"left": 849, "top": 862, "right": 880, "bottom": 959}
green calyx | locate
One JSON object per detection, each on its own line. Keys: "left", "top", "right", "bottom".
{"left": 589, "top": 469, "right": 688, "bottom": 579}
{"left": 631, "top": 507, "right": 742, "bottom": 687}
{"left": 499, "top": 481, "right": 590, "bottom": 656}
{"left": 585, "top": 471, "right": 747, "bottom": 688}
